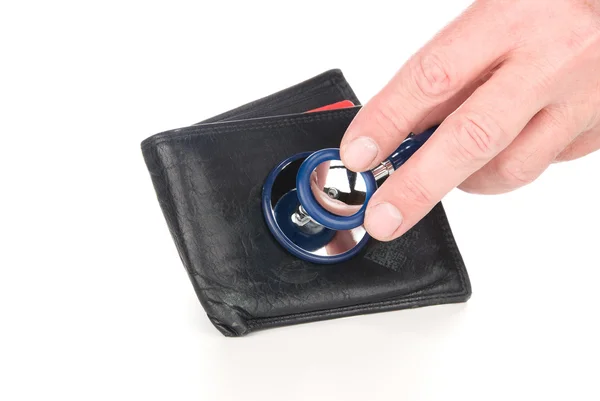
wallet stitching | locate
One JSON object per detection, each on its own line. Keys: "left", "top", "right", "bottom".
{"left": 206, "top": 266, "right": 456, "bottom": 331}
{"left": 244, "top": 290, "right": 469, "bottom": 329}
{"left": 245, "top": 261, "right": 467, "bottom": 328}
{"left": 142, "top": 108, "right": 359, "bottom": 149}
{"left": 201, "top": 73, "right": 351, "bottom": 122}
{"left": 332, "top": 76, "right": 360, "bottom": 105}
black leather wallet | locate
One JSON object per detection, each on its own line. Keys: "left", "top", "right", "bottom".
{"left": 141, "top": 69, "right": 471, "bottom": 336}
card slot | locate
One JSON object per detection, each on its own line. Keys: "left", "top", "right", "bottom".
{"left": 196, "top": 69, "right": 359, "bottom": 124}
{"left": 142, "top": 107, "right": 361, "bottom": 149}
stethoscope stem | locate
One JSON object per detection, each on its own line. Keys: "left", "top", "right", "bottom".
{"left": 371, "top": 124, "right": 438, "bottom": 181}
{"left": 291, "top": 204, "right": 314, "bottom": 227}
{"left": 372, "top": 160, "right": 395, "bottom": 181}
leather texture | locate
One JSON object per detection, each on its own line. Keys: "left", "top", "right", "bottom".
{"left": 141, "top": 70, "right": 471, "bottom": 336}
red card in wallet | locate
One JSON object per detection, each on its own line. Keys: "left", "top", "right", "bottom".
{"left": 305, "top": 100, "right": 355, "bottom": 113}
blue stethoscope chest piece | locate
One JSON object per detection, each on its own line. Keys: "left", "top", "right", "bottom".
{"left": 262, "top": 126, "right": 437, "bottom": 264}
{"left": 262, "top": 152, "right": 370, "bottom": 264}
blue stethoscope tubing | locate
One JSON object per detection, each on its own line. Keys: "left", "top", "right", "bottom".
{"left": 296, "top": 125, "right": 438, "bottom": 231}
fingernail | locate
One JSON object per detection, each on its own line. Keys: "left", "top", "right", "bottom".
{"left": 365, "top": 202, "right": 403, "bottom": 240}
{"left": 341, "top": 137, "right": 378, "bottom": 171}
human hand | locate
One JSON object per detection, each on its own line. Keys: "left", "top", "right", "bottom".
{"left": 340, "top": 0, "right": 600, "bottom": 241}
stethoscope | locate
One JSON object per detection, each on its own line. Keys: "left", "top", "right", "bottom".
{"left": 262, "top": 125, "right": 437, "bottom": 264}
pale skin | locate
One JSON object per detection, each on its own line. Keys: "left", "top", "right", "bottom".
{"left": 340, "top": 0, "right": 600, "bottom": 241}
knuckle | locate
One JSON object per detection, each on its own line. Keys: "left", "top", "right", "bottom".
{"left": 554, "top": 147, "right": 575, "bottom": 162}
{"left": 413, "top": 52, "right": 455, "bottom": 99}
{"left": 526, "top": 59, "right": 557, "bottom": 94}
{"left": 446, "top": 112, "right": 507, "bottom": 164}
{"left": 457, "top": 181, "right": 483, "bottom": 194}
{"left": 458, "top": 170, "right": 509, "bottom": 195}
{"left": 496, "top": 159, "right": 539, "bottom": 187}
{"left": 398, "top": 174, "right": 434, "bottom": 208}
{"left": 539, "top": 106, "right": 567, "bottom": 127}
{"left": 554, "top": 144, "right": 573, "bottom": 162}
{"left": 369, "top": 97, "right": 411, "bottom": 139}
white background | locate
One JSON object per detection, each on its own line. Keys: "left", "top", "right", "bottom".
{"left": 1, "top": 1, "right": 599, "bottom": 400}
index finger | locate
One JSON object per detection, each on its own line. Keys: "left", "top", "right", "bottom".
{"left": 340, "top": 1, "right": 517, "bottom": 172}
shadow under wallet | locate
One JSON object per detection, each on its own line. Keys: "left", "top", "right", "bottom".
{"left": 141, "top": 69, "right": 471, "bottom": 336}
